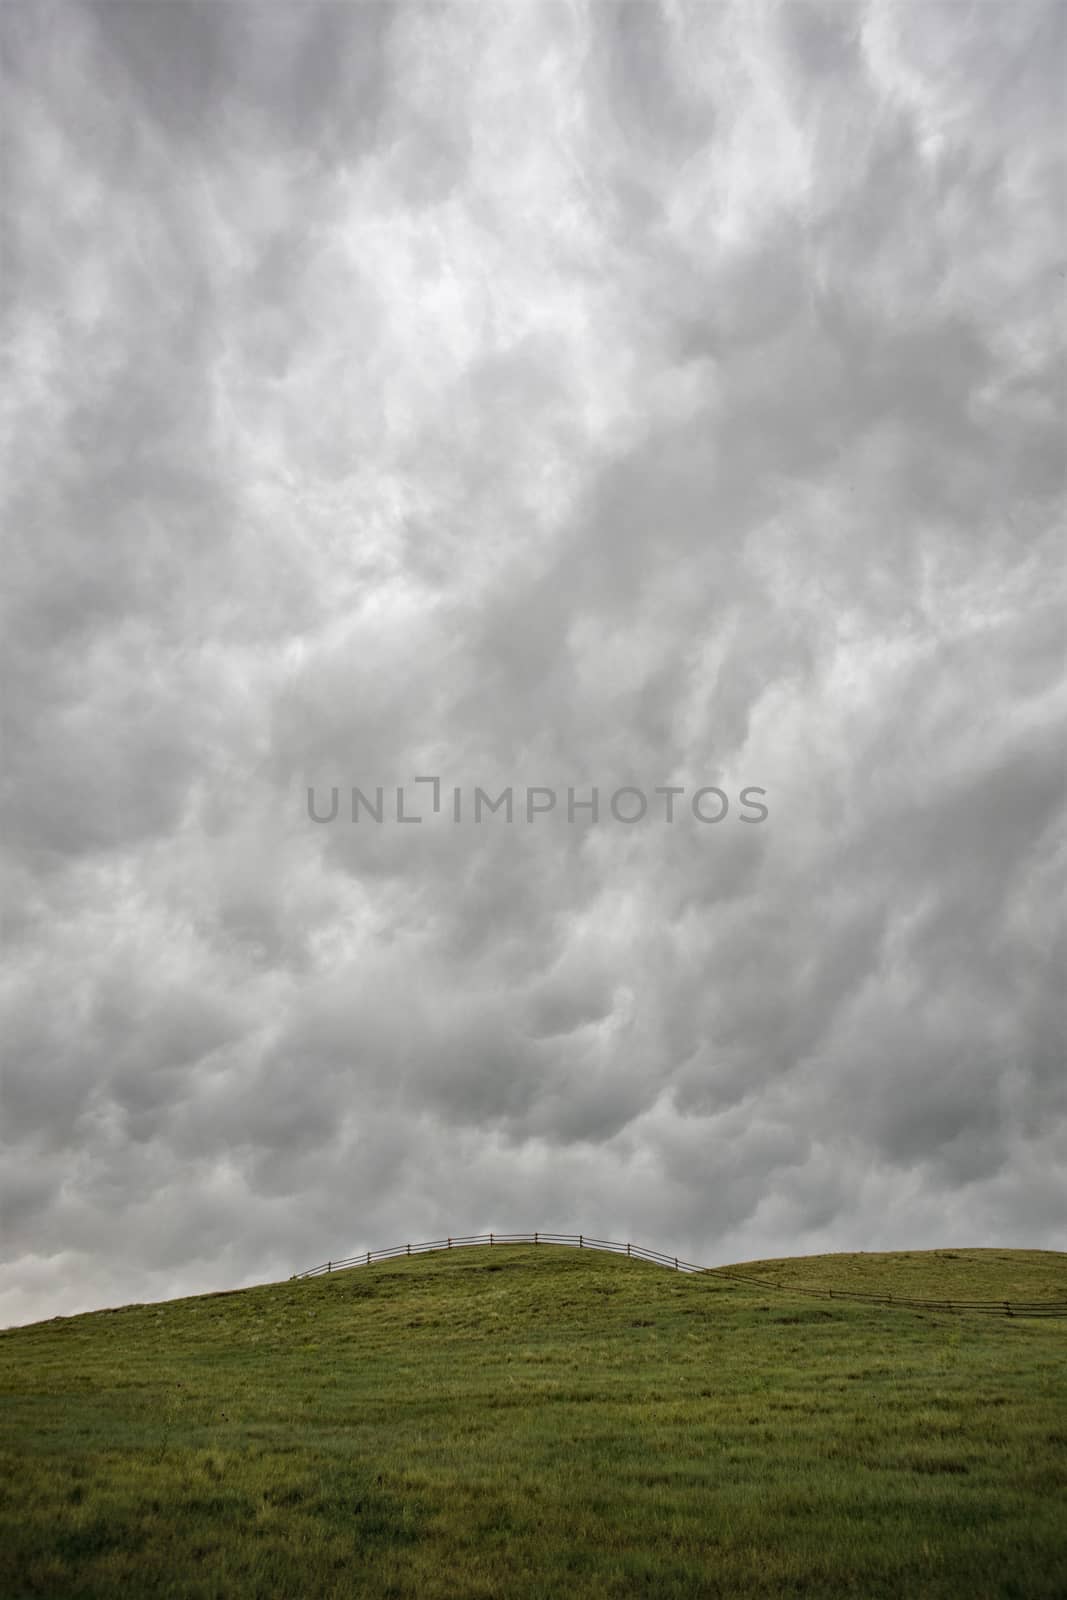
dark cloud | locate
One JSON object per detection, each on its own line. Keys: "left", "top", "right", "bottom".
{"left": 1, "top": 0, "right": 1063, "bottom": 1327}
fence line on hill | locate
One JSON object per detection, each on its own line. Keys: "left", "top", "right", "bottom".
{"left": 290, "top": 1231, "right": 1067, "bottom": 1318}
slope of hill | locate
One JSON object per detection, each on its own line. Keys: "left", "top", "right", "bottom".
{"left": 727, "top": 1246, "right": 1067, "bottom": 1304}
{"left": 2, "top": 1244, "right": 1065, "bottom": 1599}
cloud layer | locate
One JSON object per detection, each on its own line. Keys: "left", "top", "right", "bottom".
{"left": 1, "top": 0, "right": 1064, "bottom": 1325}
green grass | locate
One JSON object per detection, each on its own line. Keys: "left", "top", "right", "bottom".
{"left": 729, "top": 1247, "right": 1067, "bottom": 1304}
{"left": 1, "top": 1244, "right": 1065, "bottom": 1599}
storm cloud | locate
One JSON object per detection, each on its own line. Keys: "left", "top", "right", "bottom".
{"left": 1, "top": 0, "right": 1064, "bottom": 1326}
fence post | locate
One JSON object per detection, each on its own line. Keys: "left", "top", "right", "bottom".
{"left": 328, "top": 1261, "right": 332, "bottom": 1273}
{"left": 627, "top": 1243, "right": 631, "bottom": 1258}
{"left": 535, "top": 1232, "right": 538, "bottom": 1244}
{"left": 448, "top": 1237, "right": 452, "bottom": 1248}
{"left": 579, "top": 1234, "right": 583, "bottom": 1248}
{"left": 490, "top": 1232, "right": 494, "bottom": 1246}
{"left": 366, "top": 1250, "right": 370, "bottom": 1265}
{"left": 674, "top": 1257, "right": 678, "bottom": 1271}
{"left": 407, "top": 1243, "right": 411, "bottom": 1256}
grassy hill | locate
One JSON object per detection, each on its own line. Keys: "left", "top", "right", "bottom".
{"left": 727, "top": 1246, "right": 1067, "bottom": 1304}
{"left": 2, "top": 1243, "right": 1065, "bottom": 1599}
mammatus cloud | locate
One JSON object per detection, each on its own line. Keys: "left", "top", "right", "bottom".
{"left": 1, "top": 0, "right": 1064, "bottom": 1326}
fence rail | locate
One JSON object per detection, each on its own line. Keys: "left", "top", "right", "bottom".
{"left": 291, "top": 1232, "right": 1067, "bottom": 1318}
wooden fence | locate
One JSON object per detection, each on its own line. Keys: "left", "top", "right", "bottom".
{"left": 291, "top": 1231, "right": 1067, "bottom": 1318}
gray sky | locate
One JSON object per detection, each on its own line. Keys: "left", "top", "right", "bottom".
{"left": 1, "top": 0, "right": 1064, "bottom": 1327}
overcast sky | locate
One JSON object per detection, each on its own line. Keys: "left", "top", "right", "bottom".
{"left": 1, "top": 0, "right": 1064, "bottom": 1328}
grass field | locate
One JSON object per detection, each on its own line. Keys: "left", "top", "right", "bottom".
{"left": 2, "top": 1243, "right": 1065, "bottom": 1599}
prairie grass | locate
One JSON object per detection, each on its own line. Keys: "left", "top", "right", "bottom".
{"left": 1, "top": 1244, "right": 1065, "bottom": 1598}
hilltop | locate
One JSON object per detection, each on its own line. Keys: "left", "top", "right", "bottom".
{"left": 2, "top": 1244, "right": 1065, "bottom": 1598}
{"left": 723, "top": 1244, "right": 1067, "bottom": 1303}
